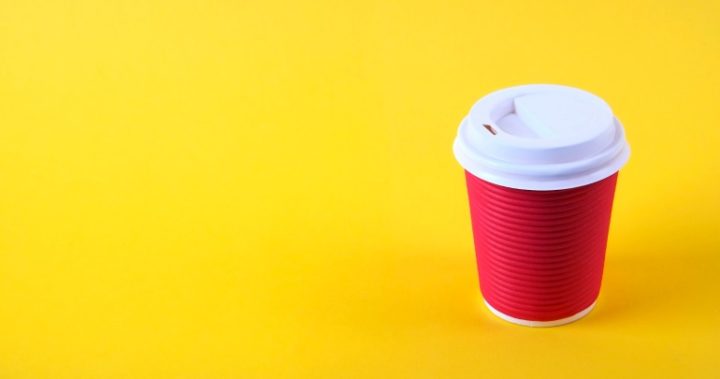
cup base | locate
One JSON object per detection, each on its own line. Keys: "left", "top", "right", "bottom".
{"left": 484, "top": 300, "right": 596, "bottom": 327}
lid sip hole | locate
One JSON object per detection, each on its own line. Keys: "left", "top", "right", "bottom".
{"left": 483, "top": 124, "right": 497, "bottom": 135}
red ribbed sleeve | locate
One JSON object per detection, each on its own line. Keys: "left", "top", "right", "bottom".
{"left": 465, "top": 171, "right": 618, "bottom": 321}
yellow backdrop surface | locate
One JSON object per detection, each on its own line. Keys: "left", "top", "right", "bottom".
{"left": 1, "top": 0, "right": 719, "bottom": 378}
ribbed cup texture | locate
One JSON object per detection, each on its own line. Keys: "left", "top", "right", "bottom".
{"left": 465, "top": 171, "right": 618, "bottom": 322}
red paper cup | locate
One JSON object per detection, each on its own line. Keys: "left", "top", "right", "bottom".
{"left": 453, "top": 85, "right": 630, "bottom": 326}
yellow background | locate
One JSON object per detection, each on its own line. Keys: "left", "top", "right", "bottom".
{"left": 1, "top": 0, "right": 719, "bottom": 377}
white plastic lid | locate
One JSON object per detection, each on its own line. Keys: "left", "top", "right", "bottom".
{"left": 453, "top": 84, "right": 630, "bottom": 190}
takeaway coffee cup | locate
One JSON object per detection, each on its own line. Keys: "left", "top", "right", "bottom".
{"left": 453, "top": 84, "right": 630, "bottom": 327}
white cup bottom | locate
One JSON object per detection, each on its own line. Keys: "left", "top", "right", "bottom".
{"left": 484, "top": 300, "right": 596, "bottom": 327}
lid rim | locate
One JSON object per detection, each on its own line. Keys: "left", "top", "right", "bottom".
{"left": 454, "top": 140, "right": 630, "bottom": 190}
